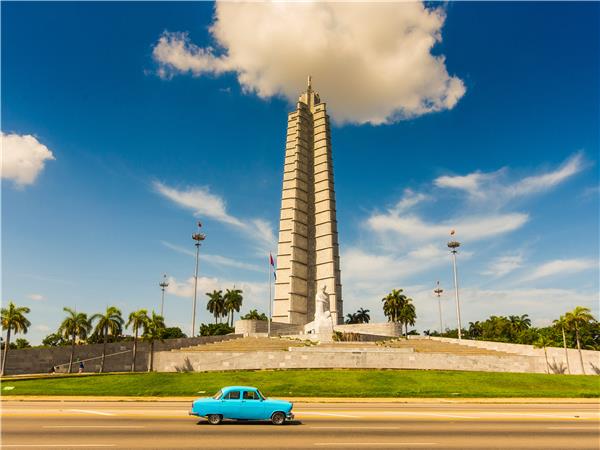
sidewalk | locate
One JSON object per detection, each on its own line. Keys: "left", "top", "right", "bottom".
{"left": 1, "top": 395, "right": 598, "bottom": 404}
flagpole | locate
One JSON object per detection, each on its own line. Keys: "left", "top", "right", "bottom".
{"left": 268, "top": 254, "right": 272, "bottom": 337}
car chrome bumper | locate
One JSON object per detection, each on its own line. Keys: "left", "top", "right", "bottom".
{"left": 189, "top": 410, "right": 200, "bottom": 416}
{"left": 286, "top": 412, "right": 294, "bottom": 420}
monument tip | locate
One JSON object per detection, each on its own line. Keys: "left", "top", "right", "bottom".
{"left": 307, "top": 75, "right": 312, "bottom": 90}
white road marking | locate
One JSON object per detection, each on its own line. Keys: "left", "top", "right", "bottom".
{"left": 43, "top": 426, "right": 145, "bottom": 429}
{"left": 1, "top": 445, "right": 115, "bottom": 448}
{"left": 314, "top": 443, "right": 438, "bottom": 447}
{"left": 295, "top": 411, "right": 361, "bottom": 418}
{"left": 66, "top": 409, "right": 114, "bottom": 416}
{"left": 311, "top": 426, "right": 398, "bottom": 430}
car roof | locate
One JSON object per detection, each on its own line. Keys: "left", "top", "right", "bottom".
{"left": 222, "top": 386, "right": 258, "bottom": 392}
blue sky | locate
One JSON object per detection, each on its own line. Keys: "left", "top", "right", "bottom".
{"left": 2, "top": 2, "right": 598, "bottom": 344}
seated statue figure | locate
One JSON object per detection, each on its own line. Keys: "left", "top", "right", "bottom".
{"left": 304, "top": 285, "right": 334, "bottom": 335}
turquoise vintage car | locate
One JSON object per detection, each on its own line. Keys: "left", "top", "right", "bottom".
{"left": 189, "top": 386, "right": 294, "bottom": 425}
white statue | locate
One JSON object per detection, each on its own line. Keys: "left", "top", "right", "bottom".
{"left": 315, "top": 285, "right": 332, "bottom": 320}
{"left": 304, "top": 285, "right": 334, "bottom": 336}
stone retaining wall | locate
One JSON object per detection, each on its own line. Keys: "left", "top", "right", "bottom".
{"left": 234, "top": 320, "right": 303, "bottom": 336}
{"left": 1, "top": 335, "right": 242, "bottom": 375}
{"left": 334, "top": 322, "right": 403, "bottom": 337}
{"left": 426, "top": 337, "right": 600, "bottom": 375}
{"left": 153, "top": 346, "right": 550, "bottom": 374}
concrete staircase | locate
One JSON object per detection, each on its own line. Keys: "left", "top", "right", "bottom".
{"left": 382, "top": 338, "right": 517, "bottom": 356}
{"left": 175, "top": 336, "right": 312, "bottom": 352}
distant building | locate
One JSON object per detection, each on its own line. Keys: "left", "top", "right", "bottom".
{"left": 273, "top": 77, "right": 343, "bottom": 326}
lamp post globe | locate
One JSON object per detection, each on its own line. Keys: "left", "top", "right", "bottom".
{"left": 159, "top": 274, "right": 169, "bottom": 317}
{"left": 433, "top": 281, "right": 444, "bottom": 334}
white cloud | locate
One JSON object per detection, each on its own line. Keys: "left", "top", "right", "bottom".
{"left": 367, "top": 212, "right": 528, "bottom": 242}
{"left": 508, "top": 152, "right": 584, "bottom": 197}
{"left": 153, "top": 181, "right": 242, "bottom": 226}
{"left": 433, "top": 152, "right": 585, "bottom": 203}
{"left": 152, "top": 2, "right": 465, "bottom": 125}
{"left": 393, "top": 189, "right": 430, "bottom": 213}
{"left": 153, "top": 181, "right": 276, "bottom": 250}
{"left": 27, "top": 294, "right": 45, "bottom": 301}
{"left": 34, "top": 324, "right": 50, "bottom": 332}
{"left": 483, "top": 254, "right": 524, "bottom": 277}
{"left": 160, "top": 240, "right": 262, "bottom": 272}
{"left": 1, "top": 132, "right": 55, "bottom": 187}
{"left": 522, "top": 259, "right": 598, "bottom": 281}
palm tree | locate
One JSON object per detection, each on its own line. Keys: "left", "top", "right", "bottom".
{"left": 382, "top": 289, "right": 407, "bottom": 324}
{"left": 91, "top": 306, "right": 124, "bottom": 373}
{"left": 206, "top": 290, "right": 224, "bottom": 324}
{"left": 1, "top": 301, "right": 31, "bottom": 376}
{"left": 223, "top": 288, "right": 243, "bottom": 326}
{"left": 565, "top": 306, "right": 595, "bottom": 375}
{"left": 355, "top": 308, "right": 370, "bottom": 324}
{"left": 553, "top": 315, "right": 571, "bottom": 375}
{"left": 398, "top": 299, "right": 416, "bottom": 337}
{"left": 468, "top": 321, "right": 483, "bottom": 338}
{"left": 58, "top": 308, "right": 92, "bottom": 373}
{"left": 143, "top": 311, "right": 166, "bottom": 372}
{"left": 534, "top": 334, "right": 553, "bottom": 374}
{"left": 345, "top": 313, "right": 358, "bottom": 324}
{"left": 509, "top": 314, "right": 531, "bottom": 336}
{"left": 241, "top": 309, "right": 267, "bottom": 321}
{"left": 126, "top": 309, "right": 149, "bottom": 372}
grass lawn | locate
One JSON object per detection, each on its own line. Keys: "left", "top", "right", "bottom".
{"left": 2, "top": 369, "right": 599, "bottom": 398}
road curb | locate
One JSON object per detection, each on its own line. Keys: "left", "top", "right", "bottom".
{"left": 1, "top": 395, "right": 598, "bottom": 404}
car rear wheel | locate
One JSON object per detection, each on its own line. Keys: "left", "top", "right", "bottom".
{"left": 207, "top": 414, "right": 222, "bottom": 425}
{"left": 271, "top": 411, "right": 285, "bottom": 425}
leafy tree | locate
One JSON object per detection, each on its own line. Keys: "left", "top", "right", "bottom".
{"left": 42, "top": 332, "right": 68, "bottom": 347}
{"left": 223, "top": 288, "right": 243, "bottom": 326}
{"left": 206, "top": 290, "right": 225, "bottom": 324}
{"left": 565, "top": 306, "right": 596, "bottom": 375}
{"left": 126, "top": 309, "right": 149, "bottom": 372}
{"left": 14, "top": 338, "right": 31, "bottom": 349}
{"left": 1, "top": 301, "right": 31, "bottom": 376}
{"left": 142, "top": 311, "right": 166, "bottom": 372}
{"left": 58, "top": 307, "right": 92, "bottom": 373}
{"left": 199, "top": 323, "right": 234, "bottom": 336}
{"left": 240, "top": 310, "right": 268, "bottom": 321}
{"left": 162, "top": 327, "right": 187, "bottom": 339}
{"left": 91, "top": 306, "right": 124, "bottom": 373}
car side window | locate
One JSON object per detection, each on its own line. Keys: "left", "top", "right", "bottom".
{"left": 243, "top": 390, "right": 259, "bottom": 400}
{"left": 224, "top": 390, "right": 240, "bottom": 400}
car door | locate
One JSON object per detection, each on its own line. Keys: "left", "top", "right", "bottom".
{"left": 220, "top": 389, "right": 243, "bottom": 419}
{"left": 240, "top": 389, "right": 265, "bottom": 420}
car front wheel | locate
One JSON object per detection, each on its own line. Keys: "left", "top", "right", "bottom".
{"left": 271, "top": 412, "right": 285, "bottom": 425}
{"left": 207, "top": 414, "right": 222, "bottom": 425}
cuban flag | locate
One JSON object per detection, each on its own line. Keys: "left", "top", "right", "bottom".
{"left": 270, "top": 253, "right": 277, "bottom": 280}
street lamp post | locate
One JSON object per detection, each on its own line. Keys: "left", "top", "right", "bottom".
{"left": 447, "top": 234, "right": 463, "bottom": 340}
{"left": 192, "top": 222, "right": 206, "bottom": 337}
{"left": 433, "top": 281, "right": 444, "bottom": 335}
{"left": 159, "top": 274, "right": 169, "bottom": 317}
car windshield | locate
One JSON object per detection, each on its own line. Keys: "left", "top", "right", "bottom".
{"left": 256, "top": 390, "right": 266, "bottom": 400}
{"left": 212, "top": 390, "right": 223, "bottom": 400}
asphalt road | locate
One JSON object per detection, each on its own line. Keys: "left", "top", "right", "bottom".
{"left": 1, "top": 401, "right": 598, "bottom": 449}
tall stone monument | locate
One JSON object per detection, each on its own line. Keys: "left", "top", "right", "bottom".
{"left": 273, "top": 77, "right": 343, "bottom": 326}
